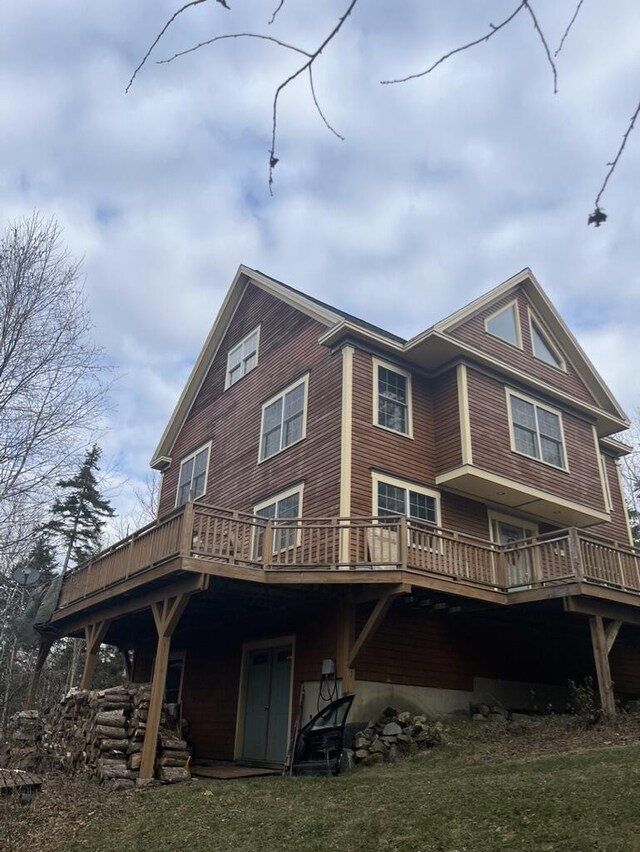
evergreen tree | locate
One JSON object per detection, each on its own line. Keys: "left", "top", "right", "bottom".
{"left": 41, "top": 445, "right": 114, "bottom": 572}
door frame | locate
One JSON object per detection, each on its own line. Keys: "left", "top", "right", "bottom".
{"left": 233, "top": 634, "right": 296, "bottom": 762}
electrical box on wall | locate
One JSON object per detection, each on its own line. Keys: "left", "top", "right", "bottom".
{"left": 321, "top": 658, "right": 336, "bottom": 679}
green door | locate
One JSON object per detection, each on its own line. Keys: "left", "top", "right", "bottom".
{"left": 242, "top": 644, "right": 292, "bottom": 763}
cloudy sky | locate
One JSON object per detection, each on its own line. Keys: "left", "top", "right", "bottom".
{"left": 1, "top": 0, "right": 639, "bottom": 520}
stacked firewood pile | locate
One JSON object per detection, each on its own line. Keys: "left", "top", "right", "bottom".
{"left": 2, "top": 710, "right": 44, "bottom": 769}
{"left": 345, "top": 707, "right": 444, "bottom": 767}
{"left": 39, "top": 684, "right": 191, "bottom": 788}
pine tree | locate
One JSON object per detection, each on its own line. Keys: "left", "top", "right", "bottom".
{"left": 41, "top": 445, "right": 114, "bottom": 572}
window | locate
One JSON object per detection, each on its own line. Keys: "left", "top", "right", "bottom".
{"left": 508, "top": 392, "right": 566, "bottom": 469}
{"left": 254, "top": 486, "right": 302, "bottom": 555}
{"left": 485, "top": 302, "right": 521, "bottom": 347}
{"left": 259, "top": 376, "right": 308, "bottom": 461}
{"left": 373, "top": 359, "right": 412, "bottom": 436}
{"left": 165, "top": 653, "right": 185, "bottom": 705}
{"left": 530, "top": 318, "right": 564, "bottom": 369}
{"left": 176, "top": 443, "right": 210, "bottom": 506}
{"left": 373, "top": 474, "right": 439, "bottom": 526}
{"left": 226, "top": 326, "right": 260, "bottom": 388}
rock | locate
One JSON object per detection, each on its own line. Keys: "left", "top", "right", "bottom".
{"left": 476, "top": 703, "right": 491, "bottom": 716}
{"left": 340, "top": 749, "right": 355, "bottom": 773}
{"left": 397, "top": 711, "right": 412, "bottom": 725}
{"left": 381, "top": 707, "right": 399, "bottom": 718}
{"left": 472, "top": 713, "right": 487, "bottom": 721}
{"left": 490, "top": 705, "right": 508, "bottom": 718}
{"left": 362, "top": 753, "right": 386, "bottom": 766}
{"left": 388, "top": 744, "right": 401, "bottom": 763}
{"left": 353, "top": 734, "right": 371, "bottom": 749}
{"left": 382, "top": 722, "right": 402, "bottom": 737}
{"left": 370, "top": 739, "right": 389, "bottom": 754}
{"left": 413, "top": 715, "right": 427, "bottom": 725}
{"left": 381, "top": 736, "right": 398, "bottom": 744}
{"left": 355, "top": 749, "right": 370, "bottom": 760}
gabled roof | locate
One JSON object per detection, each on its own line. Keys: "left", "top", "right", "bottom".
{"left": 151, "top": 265, "right": 629, "bottom": 468}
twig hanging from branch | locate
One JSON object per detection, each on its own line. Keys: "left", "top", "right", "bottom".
{"left": 555, "top": 0, "right": 585, "bottom": 57}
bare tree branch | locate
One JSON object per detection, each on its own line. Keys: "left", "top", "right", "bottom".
{"left": 268, "top": 0, "right": 359, "bottom": 192}
{"left": 381, "top": 2, "right": 527, "bottom": 86}
{"left": 158, "top": 32, "right": 312, "bottom": 65}
{"left": 268, "top": 0, "right": 286, "bottom": 26}
{"left": 555, "top": 0, "right": 585, "bottom": 57}
{"left": 126, "top": 0, "right": 230, "bottom": 94}
{"left": 308, "top": 67, "right": 344, "bottom": 141}
{"left": 523, "top": 2, "right": 557, "bottom": 94}
{"left": 593, "top": 94, "right": 640, "bottom": 213}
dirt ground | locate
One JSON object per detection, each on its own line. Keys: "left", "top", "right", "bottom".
{"left": 4, "top": 714, "right": 640, "bottom": 852}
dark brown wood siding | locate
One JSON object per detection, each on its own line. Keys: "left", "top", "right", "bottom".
{"left": 433, "top": 369, "right": 462, "bottom": 474}
{"left": 466, "top": 367, "right": 606, "bottom": 513}
{"left": 440, "top": 493, "right": 490, "bottom": 539}
{"left": 158, "top": 284, "right": 342, "bottom": 519}
{"left": 590, "top": 452, "right": 633, "bottom": 544}
{"left": 350, "top": 349, "right": 436, "bottom": 516}
{"left": 449, "top": 290, "right": 599, "bottom": 406}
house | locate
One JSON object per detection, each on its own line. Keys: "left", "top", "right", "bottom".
{"left": 31, "top": 265, "right": 640, "bottom": 777}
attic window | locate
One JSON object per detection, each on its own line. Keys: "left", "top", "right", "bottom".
{"left": 485, "top": 302, "right": 521, "bottom": 347}
{"left": 226, "top": 326, "right": 260, "bottom": 389}
{"left": 531, "top": 319, "right": 563, "bottom": 369}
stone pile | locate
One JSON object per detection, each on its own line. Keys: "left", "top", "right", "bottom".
{"left": 5, "top": 684, "right": 191, "bottom": 789}
{"left": 346, "top": 707, "right": 444, "bottom": 767}
{"left": 471, "top": 703, "right": 510, "bottom": 723}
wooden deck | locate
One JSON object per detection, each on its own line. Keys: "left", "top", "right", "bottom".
{"left": 51, "top": 501, "right": 640, "bottom": 618}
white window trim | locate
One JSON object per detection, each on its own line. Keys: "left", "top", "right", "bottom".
{"left": 527, "top": 310, "right": 565, "bottom": 371}
{"left": 175, "top": 440, "right": 212, "bottom": 507}
{"left": 371, "top": 471, "right": 441, "bottom": 527}
{"left": 225, "top": 325, "right": 261, "bottom": 390}
{"left": 253, "top": 483, "right": 304, "bottom": 554}
{"left": 258, "top": 374, "right": 309, "bottom": 463}
{"left": 506, "top": 389, "right": 569, "bottom": 472}
{"left": 487, "top": 510, "right": 538, "bottom": 542}
{"left": 484, "top": 299, "right": 523, "bottom": 349}
{"left": 372, "top": 357, "right": 413, "bottom": 439}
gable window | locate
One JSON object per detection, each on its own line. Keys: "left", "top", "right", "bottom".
{"left": 373, "top": 474, "right": 440, "bottom": 526}
{"left": 373, "top": 358, "right": 412, "bottom": 436}
{"left": 530, "top": 318, "right": 564, "bottom": 369}
{"left": 508, "top": 391, "right": 566, "bottom": 469}
{"left": 259, "top": 376, "right": 308, "bottom": 461}
{"left": 226, "top": 326, "right": 260, "bottom": 389}
{"left": 485, "top": 302, "right": 521, "bottom": 347}
{"left": 254, "top": 485, "right": 303, "bottom": 555}
{"left": 176, "top": 443, "right": 210, "bottom": 506}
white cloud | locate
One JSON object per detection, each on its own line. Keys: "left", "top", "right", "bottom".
{"left": 1, "top": 0, "right": 639, "bottom": 521}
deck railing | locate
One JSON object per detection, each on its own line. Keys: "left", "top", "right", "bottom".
{"left": 54, "top": 501, "right": 640, "bottom": 610}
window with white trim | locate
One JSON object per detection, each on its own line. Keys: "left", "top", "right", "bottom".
{"left": 485, "top": 302, "right": 521, "bottom": 347}
{"left": 374, "top": 475, "right": 439, "bottom": 526}
{"left": 508, "top": 392, "right": 566, "bottom": 469}
{"left": 254, "top": 486, "right": 302, "bottom": 555}
{"left": 374, "top": 359, "right": 412, "bottom": 436}
{"left": 225, "top": 326, "right": 260, "bottom": 389}
{"left": 259, "top": 376, "right": 308, "bottom": 461}
{"left": 530, "top": 319, "right": 563, "bottom": 369}
{"left": 176, "top": 444, "right": 210, "bottom": 506}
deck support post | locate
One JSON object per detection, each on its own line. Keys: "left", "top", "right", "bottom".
{"left": 80, "top": 620, "right": 112, "bottom": 690}
{"left": 139, "top": 593, "right": 192, "bottom": 781}
{"left": 336, "top": 595, "right": 356, "bottom": 695}
{"left": 25, "top": 638, "right": 54, "bottom": 710}
{"left": 589, "top": 615, "right": 619, "bottom": 717}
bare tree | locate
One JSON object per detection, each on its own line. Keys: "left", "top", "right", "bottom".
{"left": 0, "top": 214, "right": 111, "bottom": 553}
{"left": 126, "top": 0, "right": 638, "bottom": 220}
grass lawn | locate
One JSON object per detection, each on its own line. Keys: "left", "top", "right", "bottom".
{"left": 5, "top": 722, "right": 640, "bottom": 852}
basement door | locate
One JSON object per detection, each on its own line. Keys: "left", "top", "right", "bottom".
{"left": 241, "top": 643, "right": 293, "bottom": 764}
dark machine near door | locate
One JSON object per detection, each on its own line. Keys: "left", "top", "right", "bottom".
{"left": 291, "top": 695, "right": 355, "bottom": 777}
